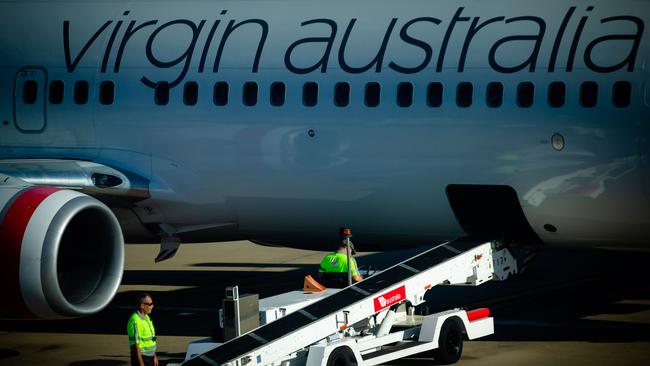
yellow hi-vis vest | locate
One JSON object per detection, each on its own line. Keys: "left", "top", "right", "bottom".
{"left": 319, "top": 252, "right": 359, "bottom": 276}
{"left": 127, "top": 312, "right": 157, "bottom": 356}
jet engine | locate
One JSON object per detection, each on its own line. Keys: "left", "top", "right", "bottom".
{"left": 0, "top": 177, "right": 124, "bottom": 319}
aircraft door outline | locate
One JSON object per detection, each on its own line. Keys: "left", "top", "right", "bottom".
{"left": 13, "top": 66, "right": 47, "bottom": 133}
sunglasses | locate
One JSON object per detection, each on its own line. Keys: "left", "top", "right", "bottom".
{"left": 142, "top": 302, "right": 154, "bottom": 306}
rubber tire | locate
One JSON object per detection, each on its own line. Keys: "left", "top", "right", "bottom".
{"left": 326, "top": 346, "right": 356, "bottom": 366}
{"left": 433, "top": 319, "right": 464, "bottom": 364}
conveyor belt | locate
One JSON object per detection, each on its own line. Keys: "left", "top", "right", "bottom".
{"left": 184, "top": 238, "right": 486, "bottom": 366}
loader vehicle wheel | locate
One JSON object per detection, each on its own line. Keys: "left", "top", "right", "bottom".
{"left": 434, "top": 318, "right": 464, "bottom": 364}
{"left": 326, "top": 346, "right": 355, "bottom": 366}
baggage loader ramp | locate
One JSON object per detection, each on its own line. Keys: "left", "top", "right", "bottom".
{"left": 184, "top": 238, "right": 515, "bottom": 366}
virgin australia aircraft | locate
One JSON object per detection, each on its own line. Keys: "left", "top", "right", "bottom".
{"left": 0, "top": 0, "right": 649, "bottom": 319}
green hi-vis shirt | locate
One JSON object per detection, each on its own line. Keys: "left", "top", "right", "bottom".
{"left": 127, "top": 312, "right": 157, "bottom": 356}
{"left": 319, "top": 252, "right": 359, "bottom": 276}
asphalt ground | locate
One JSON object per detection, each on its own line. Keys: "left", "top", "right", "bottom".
{"left": 1, "top": 240, "right": 649, "bottom": 366}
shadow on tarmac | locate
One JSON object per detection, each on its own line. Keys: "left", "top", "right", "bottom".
{"left": 68, "top": 360, "right": 126, "bottom": 366}
{"left": 423, "top": 246, "right": 650, "bottom": 343}
{"left": 191, "top": 262, "right": 316, "bottom": 268}
{"left": 0, "top": 350, "right": 19, "bottom": 360}
{"left": 0, "top": 246, "right": 426, "bottom": 339}
{"left": 1, "top": 244, "right": 649, "bottom": 362}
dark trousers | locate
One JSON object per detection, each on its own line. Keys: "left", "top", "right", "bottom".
{"left": 130, "top": 350, "right": 155, "bottom": 366}
{"left": 318, "top": 272, "right": 349, "bottom": 288}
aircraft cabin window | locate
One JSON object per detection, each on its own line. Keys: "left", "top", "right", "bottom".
{"left": 457, "top": 82, "right": 473, "bottom": 108}
{"left": 74, "top": 80, "right": 89, "bottom": 105}
{"left": 580, "top": 81, "right": 598, "bottom": 108}
{"left": 397, "top": 82, "right": 413, "bottom": 107}
{"left": 303, "top": 82, "right": 318, "bottom": 107}
{"left": 49, "top": 80, "right": 64, "bottom": 104}
{"left": 612, "top": 81, "right": 631, "bottom": 108}
{"left": 365, "top": 82, "right": 380, "bottom": 107}
{"left": 334, "top": 82, "right": 350, "bottom": 107}
{"left": 270, "top": 82, "right": 286, "bottom": 106}
{"left": 517, "top": 82, "right": 534, "bottom": 108}
{"left": 99, "top": 81, "right": 115, "bottom": 105}
{"left": 184, "top": 81, "right": 199, "bottom": 106}
{"left": 486, "top": 82, "right": 503, "bottom": 108}
{"left": 548, "top": 81, "right": 566, "bottom": 108}
{"left": 214, "top": 81, "right": 229, "bottom": 106}
{"left": 243, "top": 82, "right": 258, "bottom": 106}
{"left": 155, "top": 82, "right": 170, "bottom": 105}
{"left": 427, "top": 82, "right": 443, "bottom": 108}
{"left": 22, "top": 80, "right": 38, "bottom": 104}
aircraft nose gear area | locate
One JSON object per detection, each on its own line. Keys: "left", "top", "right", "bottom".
{"left": 180, "top": 238, "right": 516, "bottom": 366}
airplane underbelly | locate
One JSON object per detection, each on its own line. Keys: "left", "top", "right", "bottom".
{"left": 524, "top": 172, "right": 650, "bottom": 247}
{"left": 141, "top": 115, "right": 650, "bottom": 248}
{"left": 520, "top": 148, "right": 650, "bottom": 247}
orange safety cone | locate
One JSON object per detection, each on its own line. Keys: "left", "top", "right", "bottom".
{"left": 303, "top": 275, "right": 327, "bottom": 292}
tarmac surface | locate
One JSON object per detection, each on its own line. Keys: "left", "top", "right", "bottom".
{"left": 1, "top": 240, "right": 649, "bottom": 366}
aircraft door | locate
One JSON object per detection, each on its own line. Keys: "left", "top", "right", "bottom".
{"left": 13, "top": 67, "right": 47, "bottom": 133}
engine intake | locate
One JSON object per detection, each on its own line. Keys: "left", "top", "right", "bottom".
{"left": 0, "top": 182, "right": 124, "bottom": 319}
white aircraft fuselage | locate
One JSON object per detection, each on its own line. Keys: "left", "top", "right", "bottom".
{"left": 1, "top": 0, "right": 649, "bottom": 250}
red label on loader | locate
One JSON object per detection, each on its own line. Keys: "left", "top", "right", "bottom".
{"left": 373, "top": 285, "right": 406, "bottom": 312}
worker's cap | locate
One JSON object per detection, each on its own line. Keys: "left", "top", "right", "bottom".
{"left": 342, "top": 240, "right": 357, "bottom": 255}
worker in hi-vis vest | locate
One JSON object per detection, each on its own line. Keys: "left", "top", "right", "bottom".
{"left": 127, "top": 293, "right": 158, "bottom": 366}
{"left": 318, "top": 240, "right": 363, "bottom": 287}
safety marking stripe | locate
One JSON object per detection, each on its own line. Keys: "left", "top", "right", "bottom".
{"left": 443, "top": 244, "right": 461, "bottom": 254}
{"left": 399, "top": 263, "right": 420, "bottom": 273}
{"left": 350, "top": 286, "right": 371, "bottom": 296}
{"left": 248, "top": 333, "right": 268, "bottom": 344}
{"left": 0, "top": 185, "right": 60, "bottom": 318}
{"left": 298, "top": 309, "right": 317, "bottom": 321}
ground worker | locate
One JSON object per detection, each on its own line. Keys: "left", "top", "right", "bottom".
{"left": 127, "top": 293, "right": 159, "bottom": 366}
{"left": 318, "top": 240, "right": 363, "bottom": 287}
